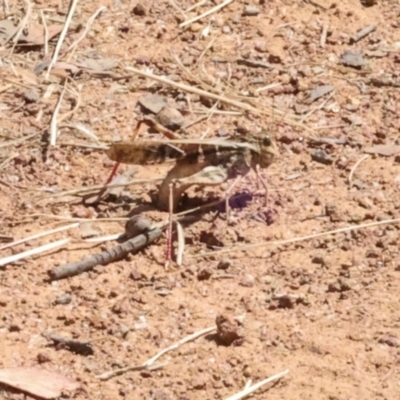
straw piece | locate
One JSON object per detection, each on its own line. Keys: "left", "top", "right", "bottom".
{"left": 0, "top": 223, "right": 79, "bottom": 251}
{"left": 224, "top": 369, "right": 289, "bottom": 400}
{"left": 45, "top": 0, "right": 79, "bottom": 79}
{"left": 49, "top": 82, "right": 67, "bottom": 146}
{"left": 0, "top": 239, "right": 70, "bottom": 267}
{"left": 192, "top": 218, "right": 400, "bottom": 258}
{"left": 64, "top": 6, "right": 107, "bottom": 60}
{"left": 180, "top": 0, "right": 234, "bottom": 28}
{"left": 97, "top": 326, "right": 216, "bottom": 380}
{"left": 348, "top": 154, "right": 369, "bottom": 185}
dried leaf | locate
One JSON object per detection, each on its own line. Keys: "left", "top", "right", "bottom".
{"left": 81, "top": 57, "right": 119, "bottom": 72}
{"left": 52, "top": 61, "right": 81, "bottom": 75}
{"left": 18, "top": 23, "right": 62, "bottom": 45}
{"left": 0, "top": 19, "right": 18, "bottom": 45}
{"left": 364, "top": 144, "right": 400, "bottom": 156}
{"left": 138, "top": 94, "right": 167, "bottom": 114}
{"left": 0, "top": 367, "right": 80, "bottom": 399}
{"left": 14, "top": 66, "right": 39, "bottom": 86}
{"left": 80, "top": 222, "right": 100, "bottom": 239}
{"left": 340, "top": 50, "right": 367, "bottom": 68}
{"left": 307, "top": 85, "right": 334, "bottom": 104}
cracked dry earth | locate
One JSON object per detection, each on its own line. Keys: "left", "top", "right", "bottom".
{"left": 1, "top": 0, "right": 400, "bottom": 399}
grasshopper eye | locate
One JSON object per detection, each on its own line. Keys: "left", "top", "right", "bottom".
{"left": 262, "top": 136, "right": 272, "bottom": 147}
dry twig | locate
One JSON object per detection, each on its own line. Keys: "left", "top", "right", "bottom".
{"left": 40, "top": 10, "right": 49, "bottom": 55}
{"left": 320, "top": 24, "right": 328, "bottom": 47}
{"left": 8, "top": 0, "right": 33, "bottom": 53}
{"left": 49, "top": 227, "right": 162, "bottom": 280}
{"left": 36, "top": 178, "right": 161, "bottom": 200}
{"left": 186, "top": 0, "right": 208, "bottom": 12}
{"left": 179, "top": 0, "right": 234, "bottom": 28}
{"left": 45, "top": 0, "right": 79, "bottom": 79}
{"left": 125, "top": 66, "right": 313, "bottom": 133}
{"left": 351, "top": 25, "right": 376, "bottom": 43}
{"left": 0, "top": 239, "right": 70, "bottom": 267}
{"left": 224, "top": 369, "right": 289, "bottom": 400}
{"left": 0, "top": 223, "right": 79, "bottom": 251}
{"left": 97, "top": 325, "right": 216, "bottom": 380}
{"left": 348, "top": 154, "right": 369, "bottom": 185}
{"left": 64, "top": 6, "right": 107, "bottom": 60}
{"left": 192, "top": 218, "right": 400, "bottom": 258}
{"left": 49, "top": 82, "right": 67, "bottom": 146}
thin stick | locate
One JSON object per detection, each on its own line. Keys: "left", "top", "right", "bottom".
{"left": 0, "top": 239, "right": 70, "bottom": 267}
{"left": 64, "top": 6, "right": 107, "bottom": 60}
{"left": 176, "top": 221, "right": 185, "bottom": 266}
{"left": 145, "top": 326, "right": 215, "bottom": 366}
{"left": 40, "top": 10, "right": 49, "bottom": 56}
{"left": 194, "top": 109, "right": 242, "bottom": 116}
{"left": 166, "top": 182, "right": 174, "bottom": 264}
{"left": 191, "top": 218, "right": 400, "bottom": 258}
{"left": 16, "top": 214, "right": 129, "bottom": 223}
{"left": 168, "top": 0, "right": 187, "bottom": 19}
{"left": 49, "top": 228, "right": 162, "bottom": 280}
{"left": 125, "top": 66, "right": 312, "bottom": 132}
{"left": 196, "top": 36, "right": 217, "bottom": 67}
{"left": 9, "top": 0, "right": 33, "bottom": 54}
{"left": 224, "top": 369, "right": 289, "bottom": 400}
{"left": 186, "top": 0, "right": 208, "bottom": 12}
{"left": 179, "top": 0, "right": 234, "bottom": 28}
{"left": 255, "top": 82, "right": 282, "bottom": 93}
{"left": 38, "top": 178, "right": 161, "bottom": 199}
{"left": 348, "top": 154, "right": 369, "bottom": 185}
{"left": 300, "top": 90, "right": 335, "bottom": 124}
{"left": 58, "top": 79, "right": 82, "bottom": 124}
{"left": 351, "top": 25, "right": 376, "bottom": 43}
{"left": 45, "top": 0, "right": 79, "bottom": 80}
{"left": 0, "top": 223, "right": 79, "bottom": 251}
{"left": 49, "top": 82, "right": 67, "bottom": 146}
{"left": 59, "top": 122, "right": 101, "bottom": 144}
{"left": 320, "top": 24, "right": 328, "bottom": 48}
{"left": 126, "top": 66, "right": 260, "bottom": 114}
{"left": 243, "top": 380, "right": 252, "bottom": 390}
{"left": 97, "top": 325, "right": 216, "bottom": 380}
{"left": 84, "top": 233, "right": 122, "bottom": 243}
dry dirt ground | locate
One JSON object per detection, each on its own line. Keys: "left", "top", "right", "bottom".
{"left": 1, "top": 0, "right": 400, "bottom": 399}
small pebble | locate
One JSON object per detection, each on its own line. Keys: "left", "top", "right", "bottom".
{"left": 217, "top": 259, "right": 231, "bottom": 270}
{"left": 311, "top": 149, "right": 332, "bottom": 165}
{"left": 24, "top": 88, "right": 40, "bottom": 103}
{"left": 340, "top": 50, "right": 366, "bottom": 68}
{"left": 190, "top": 23, "right": 202, "bottom": 32}
{"left": 132, "top": 3, "right": 146, "bottom": 16}
{"left": 198, "top": 268, "right": 213, "bottom": 281}
{"left": 156, "top": 106, "right": 185, "bottom": 130}
{"left": 216, "top": 314, "right": 245, "bottom": 346}
{"left": 243, "top": 6, "right": 260, "bottom": 16}
{"left": 54, "top": 293, "right": 72, "bottom": 305}
{"left": 240, "top": 274, "right": 255, "bottom": 287}
{"left": 254, "top": 40, "right": 268, "bottom": 53}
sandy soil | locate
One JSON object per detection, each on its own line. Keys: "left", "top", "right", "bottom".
{"left": 1, "top": 0, "right": 400, "bottom": 399}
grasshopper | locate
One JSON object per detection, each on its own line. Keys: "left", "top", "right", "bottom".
{"left": 107, "top": 126, "right": 279, "bottom": 212}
